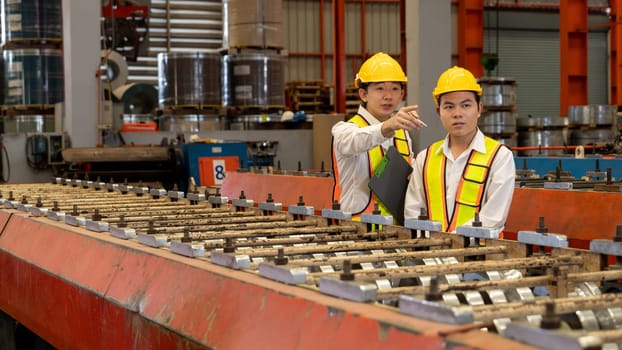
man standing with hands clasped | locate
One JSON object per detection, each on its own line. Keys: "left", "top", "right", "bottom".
{"left": 403, "top": 66, "right": 515, "bottom": 233}
{"left": 331, "top": 52, "right": 427, "bottom": 219}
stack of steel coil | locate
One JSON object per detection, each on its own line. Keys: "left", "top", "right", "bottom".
{"left": 0, "top": 0, "right": 63, "bottom": 133}
{"left": 477, "top": 77, "right": 518, "bottom": 148}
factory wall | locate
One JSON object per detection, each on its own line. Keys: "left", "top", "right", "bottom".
{"left": 483, "top": 10, "right": 609, "bottom": 118}
{"left": 283, "top": 0, "right": 401, "bottom": 85}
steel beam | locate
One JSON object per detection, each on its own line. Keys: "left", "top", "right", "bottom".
{"left": 457, "top": 0, "right": 484, "bottom": 77}
{"left": 559, "top": 0, "right": 588, "bottom": 116}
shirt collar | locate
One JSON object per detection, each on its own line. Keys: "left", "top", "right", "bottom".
{"left": 357, "top": 105, "right": 382, "bottom": 125}
{"left": 440, "top": 129, "right": 486, "bottom": 156}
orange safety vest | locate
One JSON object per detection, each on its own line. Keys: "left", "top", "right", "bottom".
{"left": 332, "top": 114, "right": 410, "bottom": 217}
{"left": 423, "top": 136, "right": 502, "bottom": 232}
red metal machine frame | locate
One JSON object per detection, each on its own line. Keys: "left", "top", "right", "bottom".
{"left": 559, "top": 0, "right": 588, "bottom": 116}
{"left": 0, "top": 211, "right": 536, "bottom": 349}
{"left": 457, "top": 0, "right": 484, "bottom": 77}
{"left": 611, "top": 0, "right": 622, "bottom": 105}
{"left": 101, "top": 0, "right": 148, "bottom": 19}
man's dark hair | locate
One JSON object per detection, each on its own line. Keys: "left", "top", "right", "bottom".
{"left": 437, "top": 91, "right": 481, "bottom": 108}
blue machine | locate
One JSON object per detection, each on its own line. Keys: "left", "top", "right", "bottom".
{"left": 181, "top": 142, "right": 249, "bottom": 188}
{"left": 515, "top": 156, "right": 622, "bottom": 179}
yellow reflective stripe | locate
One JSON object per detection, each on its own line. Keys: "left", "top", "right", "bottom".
{"left": 464, "top": 163, "right": 488, "bottom": 183}
{"left": 424, "top": 141, "right": 449, "bottom": 231}
{"left": 448, "top": 137, "right": 502, "bottom": 232}
{"left": 344, "top": 114, "right": 390, "bottom": 216}
{"left": 393, "top": 129, "right": 411, "bottom": 163}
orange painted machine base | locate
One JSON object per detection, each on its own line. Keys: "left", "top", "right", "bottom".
{"left": 0, "top": 211, "right": 537, "bottom": 349}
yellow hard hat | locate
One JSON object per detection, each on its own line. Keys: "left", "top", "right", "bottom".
{"left": 432, "top": 66, "right": 482, "bottom": 106}
{"left": 354, "top": 52, "right": 407, "bottom": 88}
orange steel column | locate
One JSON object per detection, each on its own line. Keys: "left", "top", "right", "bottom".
{"left": 560, "top": 0, "right": 588, "bottom": 116}
{"left": 611, "top": 0, "right": 622, "bottom": 105}
{"left": 457, "top": 0, "right": 484, "bottom": 77}
{"left": 333, "top": 0, "right": 346, "bottom": 113}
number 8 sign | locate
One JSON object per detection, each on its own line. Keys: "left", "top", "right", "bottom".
{"left": 198, "top": 156, "right": 240, "bottom": 186}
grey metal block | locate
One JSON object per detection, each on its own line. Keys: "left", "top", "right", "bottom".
{"left": 360, "top": 213, "right": 394, "bottom": 225}
{"left": 258, "top": 263, "right": 309, "bottom": 285}
{"left": 232, "top": 198, "right": 254, "bottom": 208}
{"left": 590, "top": 239, "right": 622, "bottom": 257}
{"left": 14, "top": 203, "right": 32, "bottom": 213}
{"left": 258, "top": 201, "right": 282, "bottom": 212}
{"left": 210, "top": 251, "right": 251, "bottom": 269}
{"left": 517, "top": 230, "right": 568, "bottom": 248}
{"left": 504, "top": 322, "right": 602, "bottom": 350}
{"left": 456, "top": 225, "right": 501, "bottom": 239}
{"left": 71, "top": 179, "right": 82, "bottom": 187}
{"left": 132, "top": 186, "right": 150, "bottom": 195}
{"left": 118, "top": 184, "right": 133, "bottom": 193}
{"left": 318, "top": 276, "right": 378, "bottom": 302}
{"left": 543, "top": 182, "right": 573, "bottom": 190}
{"left": 167, "top": 190, "right": 185, "bottom": 199}
{"left": 106, "top": 183, "right": 119, "bottom": 192}
{"left": 399, "top": 295, "right": 474, "bottom": 324}
{"left": 3, "top": 200, "right": 16, "bottom": 209}
{"left": 170, "top": 241, "right": 205, "bottom": 258}
{"left": 186, "top": 193, "right": 206, "bottom": 202}
{"left": 46, "top": 211, "right": 65, "bottom": 221}
{"left": 65, "top": 215, "right": 86, "bottom": 227}
{"left": 288, "top": 205, "right": 315, "bottom": 216}
{"left": 85, "top": 220, "right": 109, "bottom": 232}
{"left": 321, "top": 208, "right": 352, "bottom": 221}
{"left": 403, "top": 218, "right": 442, "bottom": 232}
{"left": 150, "top": 189, "right": 167, "bottom": 197}
{"left": 109, "top": 226, "right": 137, "bottom": 240}
{"left": 137, "top": 234, "right": 168, "bottom": 248}
{"left": 30, "top": 207, "right": 48, "bottom": 217}
{"left": 208, "top": 195, "right": 228, "bottom": 205}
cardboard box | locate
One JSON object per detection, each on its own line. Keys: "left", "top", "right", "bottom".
{"left": 312, "top": 114, "right": 346, "bottom": 171}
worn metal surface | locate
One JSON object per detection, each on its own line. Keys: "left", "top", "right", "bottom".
{"left": 0, "top": 211, "right": 537, "bottom": 350}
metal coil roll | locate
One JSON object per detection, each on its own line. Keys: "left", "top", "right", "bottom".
{"left": 113, "top": 83, "right": 157, "bottom": 115}
{"left": 1, "top": 0, "right": 62, "bottom": 43}
{"left": 228, "top": 53, "right": 285, "bottom": 108}
{"left": 3, "top": 48, "right": 63, "bottom": 106}
{"left": 567, "top": 104, "right": 618, "bottom": 147}
{"left": 516, "top": 115, "right": 568, "bottom": 156}
{"left": 569, "top": 128, "right": 617, "bottom": 146}
{"left": 478, "top": 111, "right": 517, "bottom": 135}
{"left": 2, "top": 114, "right": 54, "bottom": 133}
{"left": 157, "top": 52, "right": 222, "bottom": 108}
{"left": 478, "top": 77, "right": 517, "bottom": 108}
{"left": 159, "top": 114, "right": 223, "bottom": 133}
{"left": 568, "top": 105, "right": 616, "bottom": 127}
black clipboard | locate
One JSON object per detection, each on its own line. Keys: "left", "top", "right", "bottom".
{"left": 368, "top": 146, "right": 412, "bottom": 225}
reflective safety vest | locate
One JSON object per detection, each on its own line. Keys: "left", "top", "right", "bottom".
{"left": 332, "top": 114, "right": 410, "bottom": 217}
{"left": 423, "top": 136, "right": 502, "bottom": 232}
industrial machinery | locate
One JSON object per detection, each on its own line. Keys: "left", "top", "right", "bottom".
{"left": 0, "top": 178, "right": 621, "bottom": 349}
{"left": 101, "top": 0, "right": 149, "bottom": 61}
{"left": 54, "top": 140, "right": 255, "bottom": 193}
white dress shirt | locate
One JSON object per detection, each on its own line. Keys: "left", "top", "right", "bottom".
{"left": 332, "top": 105, "right": 413, "bottom": 214}
{"left": 403, "top": 129, "right": 515, "bottom": 231}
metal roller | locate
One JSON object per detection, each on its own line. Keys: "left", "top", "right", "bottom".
{"left": 478, "top": 111, "right": 517, "bottom": 135}
{"left": 568, "top": 104, "right": 616, "bottom": 127}
{"left": 478, "top": 76, "right": 517, "bottom": 108}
